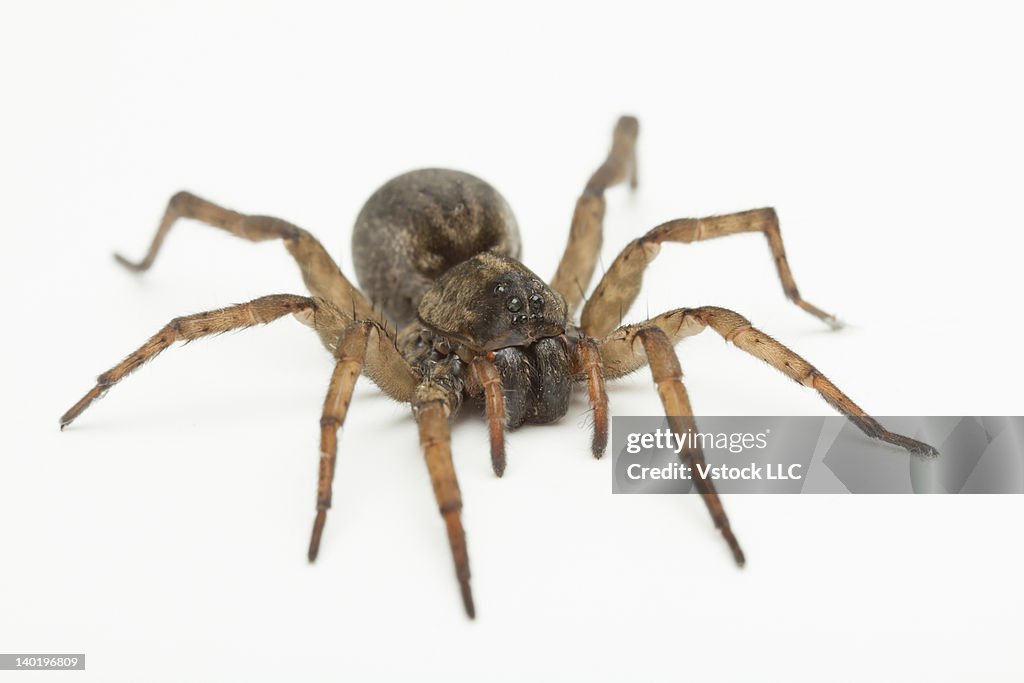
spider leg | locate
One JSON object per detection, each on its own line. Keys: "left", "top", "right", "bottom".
{"left": 598, "top": 307, "right": 937, "bottom": 455}
{"left": 61, "top": 287, "right": 420, "bottom": 563}
{"left": 572, "top": 336, "right": 609, "bottom": 458}
{"left": 308, "top": 321, "right": 372, "bottom": 562}
{"left": 581, "top": 209, "right": 840, "bottom": 338}
{"left": 415, "top": 388, "right": 475, "bottom": 618}
{"left": 550, "top": 115, "right": 639, "bottom": 317}
{"left": 638, "top": 326, "right": 745, "bottom": 565}
{"left": 299, "top": 300, "right": 417, "bottom": 404}
{"left": 470, "top": 355, "right": 507, "bottom": 477}
{"left": 59, "top": 294, "right": 314, "bottom": 429}
{"left": 114, "top": 191, "right": 384, "bottom": 326}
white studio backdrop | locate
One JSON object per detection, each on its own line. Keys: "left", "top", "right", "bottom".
{"left": 2, "top": 2, "right": 1022, "bottom": 682}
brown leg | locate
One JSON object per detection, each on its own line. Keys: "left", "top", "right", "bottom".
{"left": 298, "top": 298, "right": 418, "bottom": 404}
{"left": 115, "top": 191, "right": 383, "bottom": 326}
{"left": 598, "top": 307, "right": 937, "bottom": 456}
{"left": 637, "top": 326, "right": 745, "bottom": 565}
{"left": 60, "top": 294, "right": 314, "bottom": 429}
{"left": 550, "top": 116, "right": 639, "bottom": 317}
{"left": 415, "top": 392, "right": 475, "bottom": 618}
{"left": 470, "top": 354, "right": 507, "bottom": 477}
{"left": 581, "top": 208, "right": 840, "bottom": 338}
{"left": 308, "top": 322, "right": 372, "bottom": 562}
{"left": 573, "top": 336, "right": 609, "bottom": 458}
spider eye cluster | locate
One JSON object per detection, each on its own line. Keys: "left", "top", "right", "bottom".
{"left": 495, "top": 280, "right": 548, "bottom": 326}
{"left": 417, "top": 253, "right": 566, "bottom": 351}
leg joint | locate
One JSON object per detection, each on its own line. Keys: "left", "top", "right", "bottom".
{"left": 320, "top": 415, "right": 342, "bottom": 429}
{"left": 439, "top": 500, "right": 462, "bottom": 516}
{"left": 725, "top": 324, "right": 754, "bottom": 344}
{"left": 169, "top": 190, "right": 196, "bottom": 211}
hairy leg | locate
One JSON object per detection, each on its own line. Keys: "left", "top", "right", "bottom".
{"left": 582, "top": 208, "right": 840, "bottom": 338}
{"left": 115, "top": 191, "right": 383, "bottom": 326}
{"left": 308, "top": 322, "right": 372, "bottom": 562}
{"left": 598, "top": 306, "right": 936, "bottom": 455}
{"left": 550, "top": 116, "right": 639, "bottom": 316}
{"left": 60, "top": 294, "right": 314, "bottom": 428}
{"left": 61, "top": 291, "right": 421, "bottom": 563}
{"left": 415, "top": 387, "right": 475, "bottom": 618}
{"left": 637, "top": 326, "right": 745, "bottom": 565}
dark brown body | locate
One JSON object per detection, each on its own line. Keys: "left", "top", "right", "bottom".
{"left": 352, "top": 168, "right": 572, "bottom": 427}
{"left": 352, "top": 169, "right": 522, "bottom": 327}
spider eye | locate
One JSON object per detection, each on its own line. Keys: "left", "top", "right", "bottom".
{"left": 506, "top": 296, "right": 523, "bottom": 312}
{"left": 529, "top": 294, "right": 542, "bottom": 306}
{"left": 494, "top": 284, "right": 506, "bottom": 295}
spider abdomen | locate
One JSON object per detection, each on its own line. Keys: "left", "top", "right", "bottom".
{"left": 351, "top": 169, "right": 522, "bottom": 327}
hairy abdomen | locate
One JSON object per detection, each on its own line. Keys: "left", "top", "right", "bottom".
{"left": 351, "top": 169, "right": 522, "bottom": 326}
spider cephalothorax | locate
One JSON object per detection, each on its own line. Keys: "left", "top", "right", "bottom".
{"left": 412, "top": 253, "right": 575, "bottom": 428}
{"left": 61, "top": 116, "right": 936, "bottom": 619}
{"left": 417, "top": 252, "right": 568, "bottom": 352}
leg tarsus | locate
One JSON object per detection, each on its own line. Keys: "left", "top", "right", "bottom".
{"left": 718, "top": 520, "right": 746, "bottom": 567}
{"left": 444, "top": 509, "right": 476, "bottom": 619}
{"left": 113, "top": 251, "right": 148, "bottom": 272}
{"left": 624, "top": 116, "right": 639, "bottom": 190}
{"left": 794, "top": 297, "right": 844, "bottom": 330}
{"left": 113, "top": 191, "right": 204, "bottom": 272}
{"left": 810, "top": 373, "right": 937, "bottom": 456}
{"left": 308, "top": 508, "right": 327, "bottom": 562}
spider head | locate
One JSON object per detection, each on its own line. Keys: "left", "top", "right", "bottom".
{"left": 417, "top": 252, "right": 567, "bottom": 351}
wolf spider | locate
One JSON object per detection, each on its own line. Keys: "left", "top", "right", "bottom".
{"left": 60, "top": 116, "right": 936, "bottom": 618}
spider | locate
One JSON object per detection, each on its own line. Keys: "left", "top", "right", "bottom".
{"left": 60, "top": 115, "right": 936, "bottom": 618}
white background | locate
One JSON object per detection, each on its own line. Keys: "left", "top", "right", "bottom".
{"left": 2, "top": 2, "right": 1023, "bottom": 681}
